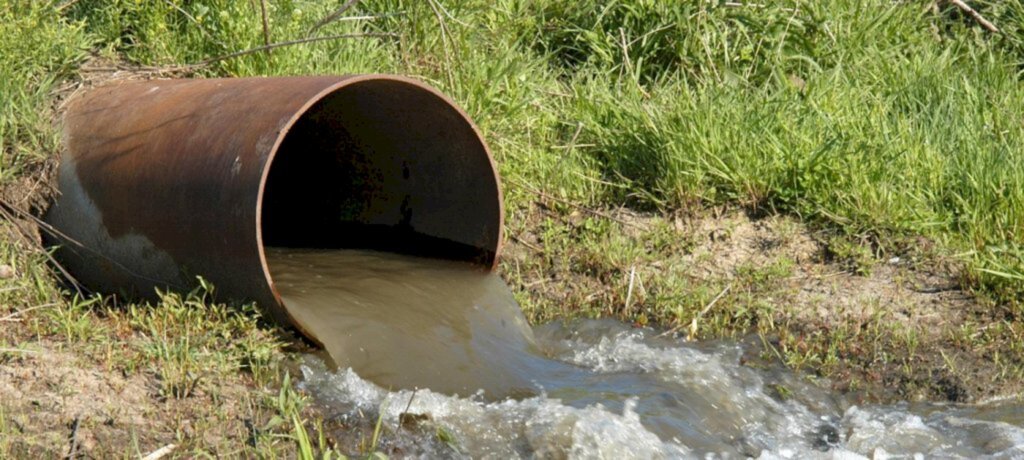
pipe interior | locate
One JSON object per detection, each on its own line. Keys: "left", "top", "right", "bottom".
{"left": 260, "top": 79, "right": 500, "bottom": 265}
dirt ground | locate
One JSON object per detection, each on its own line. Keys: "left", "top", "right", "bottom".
{"left": 1, "top": 344, "right": 255, "bottom": 457}
{"left": 501, "top": 204, "right": 1023, "bottom": 404}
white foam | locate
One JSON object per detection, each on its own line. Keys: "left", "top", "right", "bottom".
{"left": 298, "top": 323, "right": 1024, "bottom": 459}
{"left": 300, "top": 359, "right": 692, "bottom": 458}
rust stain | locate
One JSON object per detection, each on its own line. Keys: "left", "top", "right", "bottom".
{"left": 45, "top": 76, "right": 503, "bottom": 342}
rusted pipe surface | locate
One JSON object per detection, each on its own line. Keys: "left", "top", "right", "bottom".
{"left": 44, "top": 76, "right": 503, "bottom": 340}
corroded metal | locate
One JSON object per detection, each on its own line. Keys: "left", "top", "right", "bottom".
{"left": 44, "top": 76, "right": 503, "bottom": 341}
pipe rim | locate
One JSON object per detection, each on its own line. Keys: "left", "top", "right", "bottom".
{"left": 254, "top": 74, "right": 504, "bottom": 341}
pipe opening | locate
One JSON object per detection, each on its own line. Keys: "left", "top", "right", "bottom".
{"left": 259, "top": 78, "right": 501, "bottom": 267}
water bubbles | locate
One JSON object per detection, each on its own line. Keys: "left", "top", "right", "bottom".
{"left": 299, "top": 322, "right": 1024, "bottom": 458}
{"left": 273, "top": 250, "right": 1024, "bottom": 458}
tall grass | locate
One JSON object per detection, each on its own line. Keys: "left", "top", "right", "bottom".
{"left": 0, "top": 3, "right": 89, "bottom": 183}
{"left": 5, "top": 0, "right": 1024, "bottom": 299}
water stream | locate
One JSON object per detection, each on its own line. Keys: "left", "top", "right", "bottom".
{"left": 267, "top": 248, "right": 1024, "bottom": 459}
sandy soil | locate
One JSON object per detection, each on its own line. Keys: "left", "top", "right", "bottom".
{"left": 0, "top": 343, "right": 268, "bottom": 457}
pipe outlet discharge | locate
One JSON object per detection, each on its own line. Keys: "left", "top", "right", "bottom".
{"left": 43, "top": 76, "right": 504, "bottom": 342}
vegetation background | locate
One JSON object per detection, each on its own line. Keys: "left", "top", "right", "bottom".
{"left": 1, "top": 0, "right": 1024, "bottom": 457}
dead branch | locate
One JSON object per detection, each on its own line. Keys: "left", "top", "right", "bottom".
{"left": 948, "top": 0, "right": 1000, "bottom": 33}
{"left": 258, "top": 0, "right": 272, "bottom": 51}
{"left": 6, "top": 202, "right": 179, "bottom": 288}
{"left": 308, "top": 0, "right": 362, "bottom": 36}
{"left": 141, "top": 444, "right": 177, "bottom": 460}
{"left": 426, "top": 0, "right": 456, "bottom": 89}
{"left": 0, "top": 203, "right": 84, "bottom": 296}
{"left": 657, "top": 283, "right": 733, "bottom": 339}
{"left": 65, "top": 416, "right": 81, "bottom": 460}
{"left": 510, "top": 234, "right": 543, "bottom": 252}
{"left": 0, "top": 303, "right": 58, "bottom": 322}
{"left": 198, "top": 32, "right": 396, "bottom": 66}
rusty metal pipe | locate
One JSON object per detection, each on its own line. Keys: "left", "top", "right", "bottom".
{"left": 43, "top": 76, "right": 503, "bottom": 340}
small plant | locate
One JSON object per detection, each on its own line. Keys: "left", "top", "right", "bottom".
{"left": 277, "top": 373, "right": 357, "bottom": 459}
{"left": 827, "top": 237, "right": 875, "bottom": 276}
{"left": 46, "top": 293, "right": 103, "bottom": 343}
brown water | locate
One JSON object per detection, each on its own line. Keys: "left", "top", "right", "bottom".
{"left": 268, "top": 248, "right": 1024, "bottom": 458}
{"left": 266, "top": 248, "right": 576, "bottom": 399}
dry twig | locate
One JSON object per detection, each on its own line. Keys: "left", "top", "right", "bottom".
{"left": 9, "top": 203, "right": 179, "bottom": 288}
{"left": 258, "top": 0, "right": 272, "bottom": 50}
{"left": 426, "top": 0, "right": 456, "bottom": 89}
{"left": 65, "top": 416, "right": 81, "bottom": 460}
{"left": 657, "top": 283, "right": 733, "bottom": 339}
{"left": 55, "top": 0, "right": 81, "bottom": 12}
{"left": 948, "top": 0, "right": 1000, "bottom": 33}
{"left": 624, "top": 266, "right": 638, "bottom": 315}
{"left": 198, "top": 32, "right": 396, "bottom": 66}
{"left": 308, "top": 0, "right": 362, "bottom": 36}
{"left": 0, "top": 303, "right": 58, "bottom": 322}
{"left": 510, "top": 234, "right": 543, "bottom": 252}
{"left": 0, "top": 202, "right": 83, "bottom": 295}
{"left": 141, "top": 444, "right": 177, "bottom": 460}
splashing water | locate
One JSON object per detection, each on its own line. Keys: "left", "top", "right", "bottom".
{"left": 268, "top": 249, "right": 1024, "bottom": 458}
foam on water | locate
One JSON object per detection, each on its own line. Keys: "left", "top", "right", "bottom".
{"left": 299, "top": 358, "right": 692, "bottom": 459}
{"left": 299, "top": 323, "right": 1024, "bottom": 458}
{"left": 269, "top": 249, "right": 1024, "bottom": 458}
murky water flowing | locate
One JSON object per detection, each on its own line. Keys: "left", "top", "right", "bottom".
{"left": 268, "top": 249, "right": 1024, "bottom": 459}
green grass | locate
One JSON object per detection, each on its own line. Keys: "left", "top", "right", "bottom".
{"left": 3, "top": 0, "right": 1023, "bottom": 289}
{"left": 30, "top": 0, "right": 1024, "bottom": 299}
{"left": 0, "top": 2, "right": 88, "bottom": 183}
{"left": 4, "top": 0, "right": 1024, "bottom": 454}
{"left": 0, "top": 224, "right": 319, "bottom": 456}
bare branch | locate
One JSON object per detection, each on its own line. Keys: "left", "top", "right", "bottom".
{"left": 198, "top": 32, "right": 396, "bottom": 66}
{"left": 0, "top": 203, "right": 84, "bottom": 296}
{"left": 259, "top": 0, "right": 272, "bottom": 51}
{"left": 308, "top": 0, "right": 362, "bottom": 36}
{"left": 141, "top": 444, "right": 177, "bottom": 460}
{"left": 426, "top": 0, "right": 456, "bottom": 89}
{"left": 0, "top": 303, "right": 58, "bottom": 322}
{"left": 948, "top": 0, "right": 1000, "bottom": 33}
